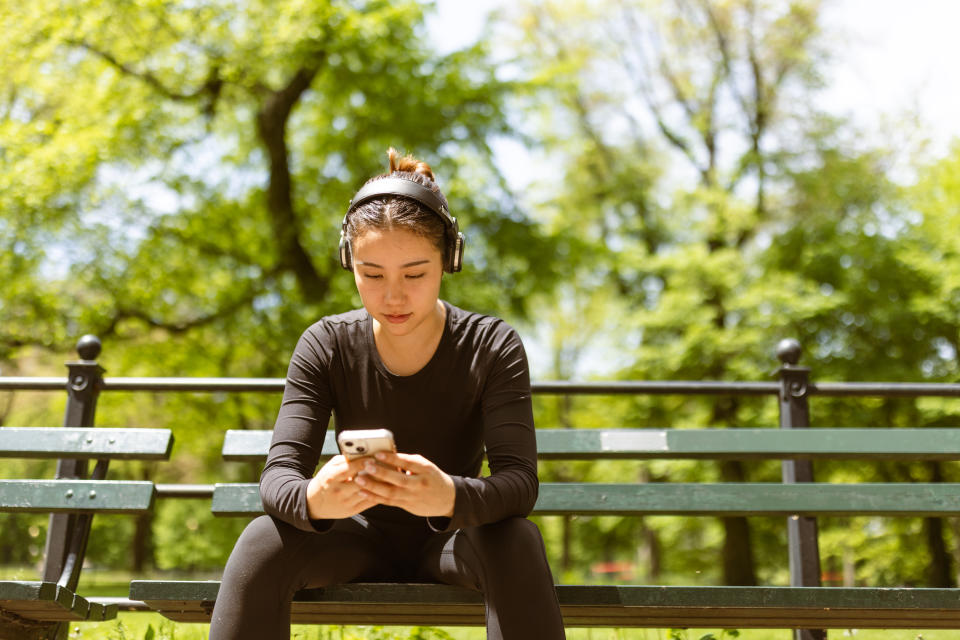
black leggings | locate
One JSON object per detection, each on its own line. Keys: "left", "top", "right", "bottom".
{"left": 209, "top": 514, "right": 566, "bottom": 639}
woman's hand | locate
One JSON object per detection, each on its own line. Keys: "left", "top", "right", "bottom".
{"left": 305, "top": 455, "right": 381, "bottom": 520}
{"left": 352, "top": 451, "right": 455, "bottom": 518}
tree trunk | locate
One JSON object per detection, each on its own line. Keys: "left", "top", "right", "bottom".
{"left": 637, "top": 467, "right": 661, "bottom": 582}
{"left": 639, "top": 518, "right": 662, "bottom": 582}
{"left": 131, "top": 512, "right": 153, "bottom": 573}
{"left": 130, "top": 466, "right": 155, "bottom": 572}
{"left": 951, "top": 518, "right": 960, "bottom": 586}
{"left": 256, "top": 66, "right": 330, "bottom": 302}
{"left": 714, "top": 397, "right": 757, "bottom": 586}
{"left": 925, "top": 516, "right": 954, "bottom": 587}
{"left": 925, "top": 462, "right": 955, "bottom": 587}
{"left": 720, "top": 458, "right": 757, "bottom": 585}
{"left": 561, "top": 514, "right": 572, "bottom": 574}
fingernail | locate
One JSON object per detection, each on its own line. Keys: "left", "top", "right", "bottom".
{"left": 375, "top": 452, "right": 386, "bottom": 460}
{"left": 355, "top": 475, "right": 366, "bottom": 485}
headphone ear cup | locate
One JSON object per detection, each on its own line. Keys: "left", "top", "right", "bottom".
{"left": 339, "top": 231, "right": 353, "bottom": 271}
{"left": 449, "top": 232, "right": 465, "bottom": 273}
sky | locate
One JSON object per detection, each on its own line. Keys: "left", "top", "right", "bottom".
{"left": 429, "top": 0, "right": 960, "bottom": 169}
{"left": 818, "top": 0, "right": 960, "bottom": 159}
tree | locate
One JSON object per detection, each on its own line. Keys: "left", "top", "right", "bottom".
{"left": 505, "top": 0, "right": 960, "bottom": 588}
{"left": 507, "top": 0, "right": 835, "bottom": 585}
{"left": 0, "top": 1, "right": 564, "bottom": 361}
{"left": 0, "top": 0, "right": 564, "bottom": 572}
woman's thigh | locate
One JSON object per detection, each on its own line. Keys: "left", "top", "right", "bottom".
{"left": 210, "top": 515, "right": 397, "bottom": 639}
{"left": 224, "top": 514, "right": 395, "bottom": 594}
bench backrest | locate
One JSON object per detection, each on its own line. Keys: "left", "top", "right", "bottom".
{"left": 0, "top": 426, "right": 173, "bottom": 590}
{"left": 221, "top": 427, "right": 960, "bottom": 461}
{"left": 0, "top": 427, "right": 172, "bottom": 513}
{"left": 0, "top": 427, "right": 173, "bottom": 460}
{"left": 211, "top": 427, "right": 960, "bottom": 517}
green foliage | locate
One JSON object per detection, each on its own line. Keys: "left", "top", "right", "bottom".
{"left": 0, "top": 0, "right": 563, "bottom": 365}
{"left": 152, "top": 503, "right": 246, "bottom": 571}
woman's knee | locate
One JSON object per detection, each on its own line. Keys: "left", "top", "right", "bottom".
{"left": 472, "top": 517, "right": 548, "bottom": 563}
{"left": 232, "top": 515, "right": 288, "bottom": 556}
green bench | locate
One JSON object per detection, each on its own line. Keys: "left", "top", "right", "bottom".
{"left": 129, "top": 426, "right": 960, "bottom": 630}
{"left": 7, "top": 337, "right": 960, "bottom": 638}
{"left": 0, "top": 427, "right": 171, "bottom": 640}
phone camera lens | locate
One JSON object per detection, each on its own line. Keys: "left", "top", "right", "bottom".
{"left": 356, "top": 446, "right": 366, "bottom": 453}
{"left": 343, "top": 441, "right": 353, "bottom": 447}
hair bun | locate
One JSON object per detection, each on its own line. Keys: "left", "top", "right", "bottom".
{"left": 387, "top": 147, "right": 435, "bottom": 182}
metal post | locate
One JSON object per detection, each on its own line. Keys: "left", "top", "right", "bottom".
{"left": 42, "top": 335, "right": 104, "bottom": 588}
{"left": 776, "top": 339, "right": 825, "bottom": 640}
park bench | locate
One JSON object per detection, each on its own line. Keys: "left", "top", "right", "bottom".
{"left": 6, "top": 336, "right": 960, "bottom": 639}
{"left": 0, "top": 426, "right": 172, "bottom": 640}
{"left": 129, "top": 425, "right": 960, "bottom": 632}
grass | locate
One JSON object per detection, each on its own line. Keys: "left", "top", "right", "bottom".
{"left": 63, "top": 616, "right": 955, "bottom": 640}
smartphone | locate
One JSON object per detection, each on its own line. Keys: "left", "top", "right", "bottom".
{"left": 337, "top": 428, "right": 396, "bottom": 460}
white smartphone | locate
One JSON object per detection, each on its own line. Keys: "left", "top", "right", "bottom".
{"left": 337, "top": 428, "right": 396, "bottom": 460}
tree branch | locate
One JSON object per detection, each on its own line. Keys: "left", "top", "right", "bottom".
{"left": 618, "top": 6, "right": 706, "bottom": 178}
{"left": 153, "top": 225, "right": 266, "bottom": 268}
{"left": 99, "top": 284, "right": 269, "bottom": 337}
{"left": 69, "top": 39, "right": 223, "bottom": 116}
{"left": 699, "top": 0, "right": 752, "bottom": 129}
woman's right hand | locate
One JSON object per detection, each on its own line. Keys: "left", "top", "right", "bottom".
{"left": 306, "top": 455, "right": 381, "bottom": 520}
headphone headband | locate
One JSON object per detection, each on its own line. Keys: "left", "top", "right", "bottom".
{"left": 347, "top": 177, "right": 452, "bottom": 223}
{"left": 339, "top": 176, "right": 465, "bottom": 273}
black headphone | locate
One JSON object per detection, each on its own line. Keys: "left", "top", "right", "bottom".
{"left": 339, "top": 176, "right": 465, "bottom": 273}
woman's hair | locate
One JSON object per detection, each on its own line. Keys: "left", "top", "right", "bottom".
{"left": 345, "top": 147, "right": 450, "bottom": 261}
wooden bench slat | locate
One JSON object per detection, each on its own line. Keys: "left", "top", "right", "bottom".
{"left": 221, "top": 428, "right": 960, "bottom": 462}
{"left": 0, "top": 480, "right": 156, "bottom": 514}
{"left": 222, "top": 430, "right": 331, "bottom": 461}
{"left": 0, "top": 428, "right": 173, "bottom": 460}
{"left": 211, "top": 481, "right": 960, "bottom": 517}
{"left": 534, "top": 483, "right": 960, "bottom": 516}
{"left": 128, "top": 581, "right": 960, "bottom": 628}
{"left": 86, "top": 599, "right": 119, "bottom": 622}
{"left": 0, "top": 581, "right": 92, "bottom": 622}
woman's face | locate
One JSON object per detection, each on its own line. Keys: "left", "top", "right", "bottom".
{"left": 351, "top": 227, "right": 444, "bottom": 339}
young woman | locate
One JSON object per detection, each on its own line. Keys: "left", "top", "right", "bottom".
{"left": 209, "top": 149, "right": 566, "bottom": 639}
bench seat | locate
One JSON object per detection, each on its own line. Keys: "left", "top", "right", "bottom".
{"left": 128, "top": 580, "right": 960, "bottom": 628}
{"left": 0, "top": 581, "right": 117, "bottom": 623}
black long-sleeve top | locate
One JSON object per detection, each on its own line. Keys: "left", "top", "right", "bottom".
{"left": 259, "top": 301, "right": 539, "bottom": 533}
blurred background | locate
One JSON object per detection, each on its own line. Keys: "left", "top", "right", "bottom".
{"left": 3, "top": 0, "right": 960, "bottom": 608}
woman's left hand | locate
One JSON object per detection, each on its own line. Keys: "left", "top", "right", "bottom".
{"left": 353, "top": 451, "right": 455, "bottom": 518}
